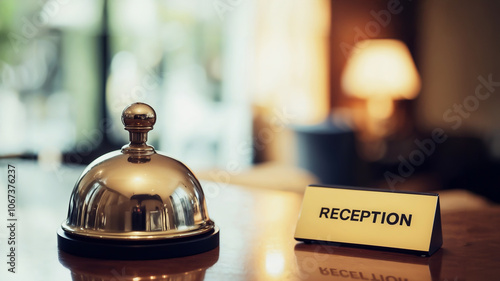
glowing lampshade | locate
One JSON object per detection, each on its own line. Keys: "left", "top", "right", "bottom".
{"left": 341, "top": 39, "right": 421, "bottom": 119}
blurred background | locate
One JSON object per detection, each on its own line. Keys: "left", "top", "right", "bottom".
{"left": 1, "top": 0, "right": 499, "bottom": 202}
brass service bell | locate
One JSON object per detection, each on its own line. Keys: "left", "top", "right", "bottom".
{"left": 57, "top": 103, "right": 219, "bottom": 259}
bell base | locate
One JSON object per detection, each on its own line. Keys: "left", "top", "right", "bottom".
{"left": 57, "top": 226, "right": 219, "bottom": 260}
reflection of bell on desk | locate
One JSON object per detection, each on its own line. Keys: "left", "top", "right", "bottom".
{"left": 58, "top": 249, "right": 219, "bottom": 281}
{"left": 57, "top": 102, "right": 219, "bottom": 259}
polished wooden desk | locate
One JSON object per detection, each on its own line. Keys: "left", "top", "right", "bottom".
{"left": 0, "top": 160, "right": 499, "bottom": 280}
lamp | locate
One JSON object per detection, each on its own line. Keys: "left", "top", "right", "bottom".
{"left": 342, "top": 39, "right": 420, "bottom": 120}
{"left": 341, "top": 39, "right": 421, "bottom": 158}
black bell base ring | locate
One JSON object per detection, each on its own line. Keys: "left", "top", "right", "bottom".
{"left": 57, "top": 226, "right": 220, "bottom": 260}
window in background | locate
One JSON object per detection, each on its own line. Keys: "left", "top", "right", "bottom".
{"left": 0, "top": 0, "right": 103, "bottom": 166}
{"left": 106, "top": 0, "right": 254, "bottom": 170}
{"left": 0, "top": 0, "right": 253, "bottom": 171}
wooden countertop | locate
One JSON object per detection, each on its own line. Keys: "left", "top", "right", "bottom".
{"left": 0, "top": 160, "right": 498, "bottom": 280}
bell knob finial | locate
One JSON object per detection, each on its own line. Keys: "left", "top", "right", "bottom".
{"left": 121, "top": 102, "right": 156, "bottom": 145}
{"left": 122, "top": 102, "right": 156, "bottom": 133}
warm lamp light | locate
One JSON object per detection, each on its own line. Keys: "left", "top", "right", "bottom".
{"left": 341, "top": 39, "right": 421, "bottom": 120}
